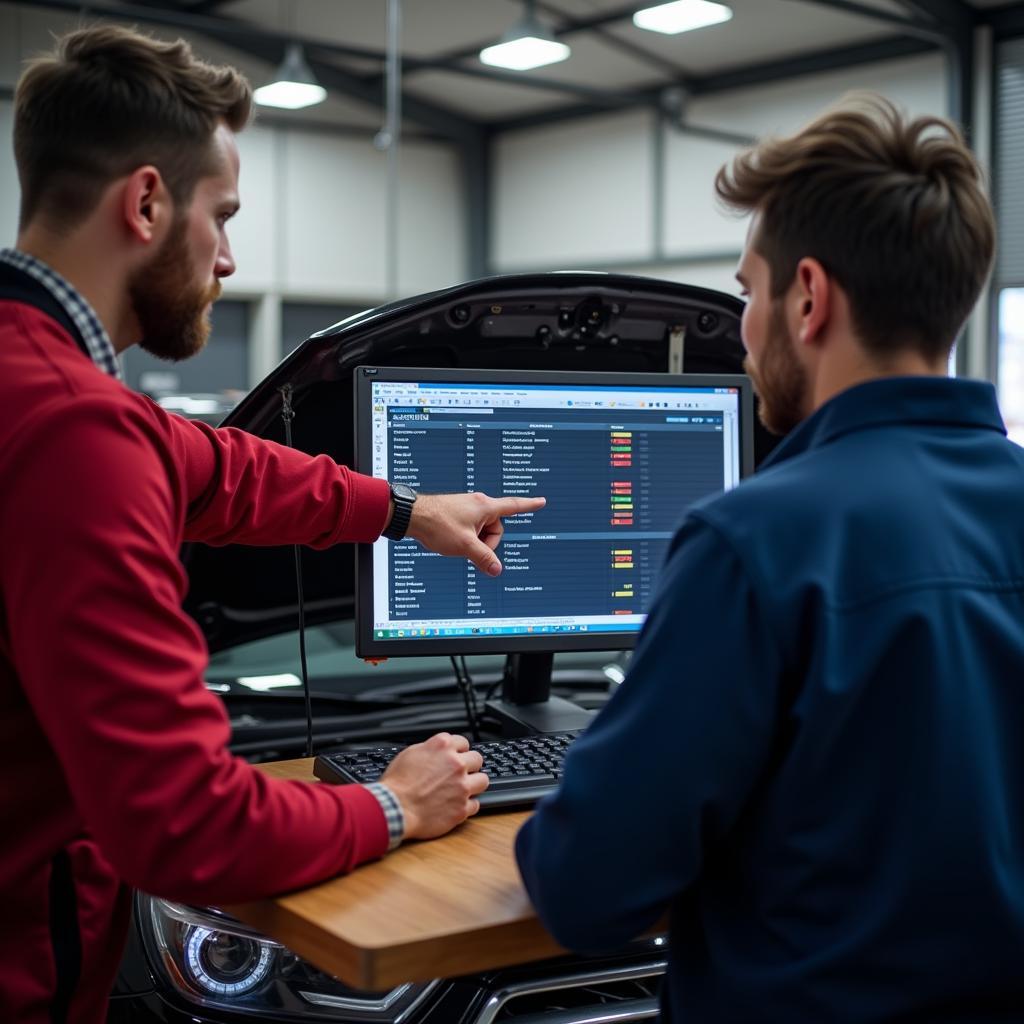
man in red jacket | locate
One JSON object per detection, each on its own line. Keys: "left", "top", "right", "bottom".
{"left": 0, "top": 24, "right": 543, "bottom": 1022}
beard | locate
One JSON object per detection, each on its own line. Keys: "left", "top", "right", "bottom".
{"left": 129, "top": 216, "right": 222, "bottom": 362}
{"left": 744, "top": 300, "right": 809, "bottom": 436}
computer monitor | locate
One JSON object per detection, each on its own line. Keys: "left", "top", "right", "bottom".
{"left": 354, "top": 366, "right": 754, "bottom": 732}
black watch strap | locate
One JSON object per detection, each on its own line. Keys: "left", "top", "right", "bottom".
{"left": 383, "top": 483, "right": 417, "bottom": 541}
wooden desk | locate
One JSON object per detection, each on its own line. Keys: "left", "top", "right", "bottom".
{"left": 225, "top": 759, "right": 567, "bottom": 990}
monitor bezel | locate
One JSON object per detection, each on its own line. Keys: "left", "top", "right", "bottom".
{"left": 354, "top": 365, "right": 755, "bottom": 658}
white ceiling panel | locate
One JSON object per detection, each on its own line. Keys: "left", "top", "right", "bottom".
{"left": 226, "top": 0, "right": 530, "bottom": 58}
{"left": 405, "top": 71, "right": 578, "bottom": 120}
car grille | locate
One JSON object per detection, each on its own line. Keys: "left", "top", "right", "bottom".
{"left": 471, "top": 959, "right": 665, "bottom": 1024}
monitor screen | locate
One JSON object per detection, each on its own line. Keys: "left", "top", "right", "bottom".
{"left": 354, "top": 367, "right": 754, "bottom": 658}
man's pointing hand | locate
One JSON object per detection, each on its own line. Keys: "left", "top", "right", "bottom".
{"left": 402, "top": 492, "right": 546, "bottom": 576}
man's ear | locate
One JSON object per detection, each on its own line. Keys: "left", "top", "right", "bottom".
{"left": 791, "top": 257, "right": 831, "bottom": 350}
{"left": 121, "top": 166, "right": 172, "bottom": 245}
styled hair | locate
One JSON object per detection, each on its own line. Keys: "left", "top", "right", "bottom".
{"left": 14, "top": 24, "right": 252, "bottom": 231}
{"left": 715, "top": 94, "right": 995, "bottom": 360}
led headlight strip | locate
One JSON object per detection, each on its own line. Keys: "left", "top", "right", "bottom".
{"left": 184, "top": 925, "right": 274, "bottom": 996}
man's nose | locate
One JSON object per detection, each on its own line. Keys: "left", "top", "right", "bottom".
{"left": 216, "top": 239, "right": 235, "bottom": 279}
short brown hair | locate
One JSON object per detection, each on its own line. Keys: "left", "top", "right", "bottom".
{"left": 715, "top": 94, "right": 995, "bottom": 360}
{"left": 14, "top": 24, "right": 252, "bottom": 231}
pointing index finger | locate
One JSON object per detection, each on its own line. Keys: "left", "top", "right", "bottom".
{"left": 492, "top": 496, "right": 546, "bottom": 517}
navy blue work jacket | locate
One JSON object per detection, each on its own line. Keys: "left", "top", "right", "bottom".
{"left": 516, "top": 376, "right": 1024, "bottom": 1023}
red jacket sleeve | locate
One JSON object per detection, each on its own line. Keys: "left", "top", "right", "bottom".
{"left": 1, "top": 397, "right": 389, "bottom": 903}
{"left": 160, "top": 411, "right": 390, "bottom": 547}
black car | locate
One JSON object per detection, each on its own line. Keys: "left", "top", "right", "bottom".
{"left": 107, "top": 272, "right": 776, "bottom": 1022}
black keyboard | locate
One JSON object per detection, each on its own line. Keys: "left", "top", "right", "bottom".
{"left": 313, "top": 731, "right": 581, "bottom": 811}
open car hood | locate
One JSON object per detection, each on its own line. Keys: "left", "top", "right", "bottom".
{"left": 184, "top": 272, "right": 778, "bottom": 652}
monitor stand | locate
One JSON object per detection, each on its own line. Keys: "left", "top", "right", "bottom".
{"left": 485, "top": 652, "right": 596, "bottom": 737}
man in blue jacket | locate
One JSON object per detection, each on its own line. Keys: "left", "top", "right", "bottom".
{"left": 516, "top": 95, "right": 1024, "bottom": 1022}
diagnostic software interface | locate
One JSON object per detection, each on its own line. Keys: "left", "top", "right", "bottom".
{"left": 357, "top": 369, "right": 751, "bottom": 653}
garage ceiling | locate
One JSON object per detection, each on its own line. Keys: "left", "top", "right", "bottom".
{"left": 2, "top": 0, "right": 1023, "bottom": 133}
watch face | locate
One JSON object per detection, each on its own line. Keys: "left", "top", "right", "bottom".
{"left": 392, "top": 483, "right": 417, "bottom": 502}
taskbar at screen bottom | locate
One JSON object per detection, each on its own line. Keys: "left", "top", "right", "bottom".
{"left": 373, "top": 621, "right": 643, "bottom": 640}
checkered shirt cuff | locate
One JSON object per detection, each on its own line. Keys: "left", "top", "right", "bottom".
{"left": 364, "top": 782, "right": 405, "bottom": 850}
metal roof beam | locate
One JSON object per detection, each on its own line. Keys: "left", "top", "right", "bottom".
{"left": 369, "top": 57, "right": 653, "bottom": 107}
{"left": 7, "top": 0, "right": 385, "bottom": 62}
{"left": 487, "top": 34, "right": 938, "bottom": 133}
{"left": 787, "top": 0, "right": 951, "bottom": 44}
{"left": 533, "top": 0, "right": 693, "bottom": 80}
{"left": 406, "top": 2, "right": 651, "bottom": 74}
{"left": 391, "top": 1, "right": 694, "bottom": 89}
{"left": 984, "top": 2, "right": 1024, "bottom": 40}
{"left": 185, "top": 0, "right": 244, "bottom": 11}
{"left": 897, "top": 0, "right": 975, "bottom": 35}
{"left": 792, "top": 0, "right": 976, "bottom": 132}
{"left": 689, "top": 33, "right": 936, "bottom": 94}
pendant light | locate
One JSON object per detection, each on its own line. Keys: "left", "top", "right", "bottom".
{"left": 254, "top": 42, "right": 327, "bottom": 109}
{"left": 480, "top": 0, "right": 570, "bottom": 72}
{"left": 633, "top": 0, "right": 732, "bottom": 35}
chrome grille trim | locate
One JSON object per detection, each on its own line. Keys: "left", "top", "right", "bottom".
{"left": 471, "top": 959, "right": 666, "bottom": 1024}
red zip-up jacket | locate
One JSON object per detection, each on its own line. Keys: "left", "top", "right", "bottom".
{"left": 0, "top": 298, "right": 393, "bottom": 1022}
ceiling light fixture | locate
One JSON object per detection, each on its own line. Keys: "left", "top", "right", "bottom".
{"left": 254, "top": 43, "right": 327, "bottom": 109}
{"left": 632, "top": 0, "right": 733, "bottom": 35}
{"left": 479, "top": 0, "right": 571, "bottom": 72}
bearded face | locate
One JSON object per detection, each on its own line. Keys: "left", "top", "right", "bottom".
{"left": 128, "top": 214, "right": 221, "bottom": 362}
{"left": 744, "top": 298, "right": 809, "bottom": 437}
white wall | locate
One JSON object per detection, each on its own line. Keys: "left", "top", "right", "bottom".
{"left": 686, "top": 52, "right": 946, "bottom": 137}
{"left": 228, "top": 125, "right": 279, "bottom": 295}
{"left": 0, "top": 100, "right": 16, "bottom": 246}
{"left": 492, "top": 52, "right": 948, "bottom": 285}
{"left": 493, "top": 109, "right": 656, "bottom": 271}
{"left": 274, "top": 132, "right": 464, "bottom": 301}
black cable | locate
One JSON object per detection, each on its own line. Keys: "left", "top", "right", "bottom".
{"left": 280, "top": 384, "right": 314, "bottom": 759}
{"left": 451, "top": 655, "right": 480, "bottom": 743}
{"left": 452, "top": 659, "right": 475, "bottom": 741}
{"left": 460, "top": 655, "right": 479, "bottom": 723}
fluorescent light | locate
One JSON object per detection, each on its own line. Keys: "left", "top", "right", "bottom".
{"left": 479, "top": 2, "right": 570, "bottom": 71}
{"left": 633, "top": 0, "right": 732, "bottom": 35}
{"left": 254, "top": 43, "right": 327, "bottom": 110}
{"left": 480, "top": 35, "right": 570, "bottom": 71}
{"left": 254, "top": 80, "right": 326, "bottom": 109}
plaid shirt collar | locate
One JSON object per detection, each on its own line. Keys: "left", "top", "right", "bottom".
{"left": 0, "top": 247, "right": 122, "bottom": 380}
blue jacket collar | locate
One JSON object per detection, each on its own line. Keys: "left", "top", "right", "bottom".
{"left": 760, "top": 376, "right": 1006, "bottom": 471}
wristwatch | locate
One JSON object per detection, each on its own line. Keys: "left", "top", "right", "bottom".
{"left": 383, "top": 482, "right": 418, "bottom": 541}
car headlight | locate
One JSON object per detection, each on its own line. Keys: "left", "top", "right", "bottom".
{"left": 183, "top": 924, "right": 274, "bottom": 995}
{"left": 138, "top": 894, "right": 438, "bottom": 1020}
